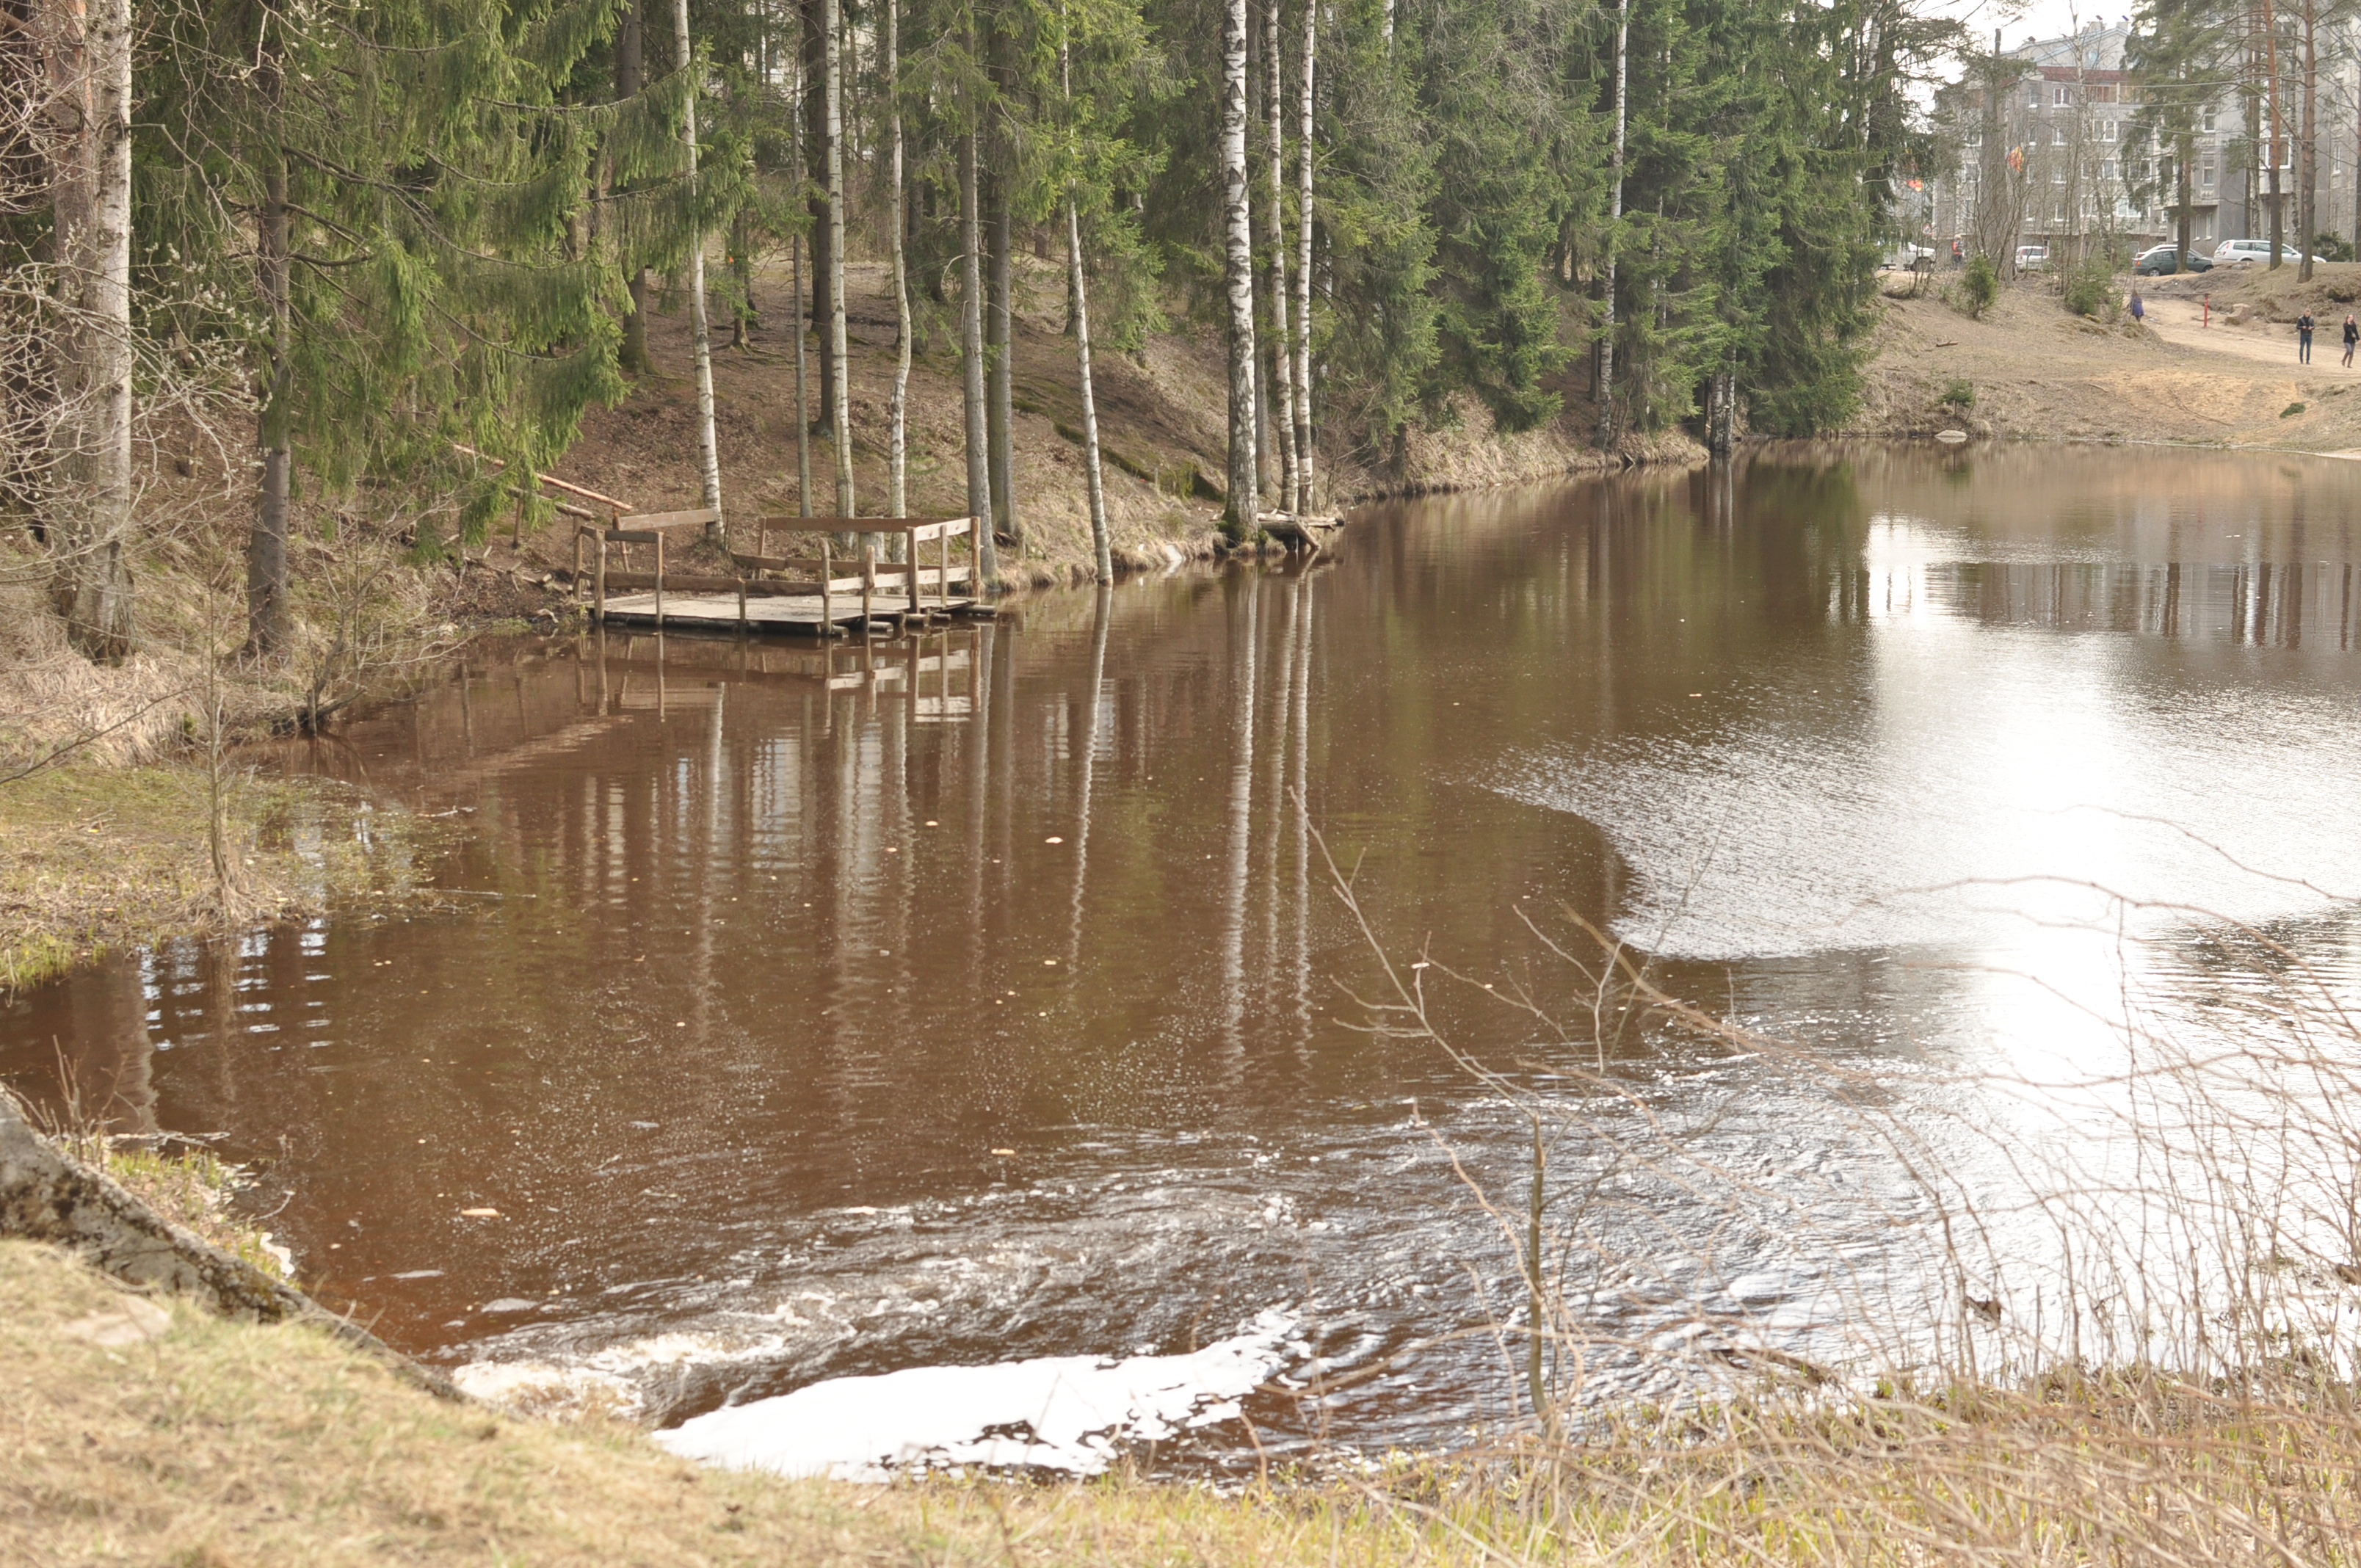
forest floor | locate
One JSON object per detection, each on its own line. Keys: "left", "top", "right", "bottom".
{"left": 1857, "top": 261, "right": 2361, "bottom": 452}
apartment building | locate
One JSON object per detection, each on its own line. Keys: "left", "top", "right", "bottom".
{"left": 1915, "top": 21, "right": 2361, "bottom": 264}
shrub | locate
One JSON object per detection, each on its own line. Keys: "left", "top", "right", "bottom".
{"left": 2063, "top": 256, "right": 2113, "bottom": 319}
{"left": 1940, "top": 377, "right": 1974, "bottom": 408}
{"left": 2313, "top": 231, "right": 2354, "bottom": 263}
{"left": 1959, "top": 255, "right": 1998, "bottom": 319}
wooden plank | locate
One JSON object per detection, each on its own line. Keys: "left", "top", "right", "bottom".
{"left": 452, "top": 442, "right": 637, "bottom": 514}
{"left": 752, "top": 515, "right": 972, "bottom": 534}
{"left": 598, "top": 592, "right": 973, "bottom": 632}
{"left": 606, "top": 529, "right": 668, "bottom": 545}
{"left": 602, "top": 571, "right": 836, "bottom": 596}
{"left": 617, "top": 508, "right": 720, "bottom": 532}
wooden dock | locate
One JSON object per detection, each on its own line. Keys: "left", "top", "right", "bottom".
{"left": 584, "top": 514, "right": 989, "bottom": 636}
{"left": 595, "top": 588, "right": 982, "bottom": 634}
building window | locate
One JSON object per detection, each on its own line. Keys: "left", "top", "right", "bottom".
{"left": 2101, "top": 159, "right": 2116, "bottom": 180}
{"left": 2029, "top": 85, "right": 2041, "bottom": 108}
{"left": 2200, "top": 159, "right": 2216, "bottom": 189}
{"left": 2055, "top": 84, "right": 2072, "bottom": 106}
{"left": 2201, "top": 105, "right": 2217, "bottom": 132}
{"left": 2053, "top": 163, "right": 2067, "bottom": 183}
{"left": 1966, "top": 127, "right": 1981, "bottom": 148}
{"left": 2103, "top": 120, "right": 2117, "bottom": 142}
{"left": 2053, "top": 125, "right": 2068, "bottom": 146}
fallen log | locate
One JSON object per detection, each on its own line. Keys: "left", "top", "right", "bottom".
{"left": 0, "top": 1089, "right": 462, "bottom": 1400}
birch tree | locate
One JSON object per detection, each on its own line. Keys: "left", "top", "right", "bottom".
{"left": 1263, "top": 0, "right": 1298, "bottom": 514}
{"left": 1219, "top": 0, "right": 1259, "bottom": 532}
{"left": 1292, "top": 0, "right": 1315, "bottom": 511}
{"left": 824, "top": 0, "right": 854, "bottom": 517}
{"left": 1056, "top": 0, "right": 1110, "bottom": 582}
{"left": 676, "top": 0, "right": 725, "bottom": 535}
{"left": 1597, "top": 0, "right": 1629, "bottom": 450}
{"left": 35, "top": 0, "right": 134, "bottom": 658}
{"left": 887, "top": 0, "right": 913, "bottom": 521}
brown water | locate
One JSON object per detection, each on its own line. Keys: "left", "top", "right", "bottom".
{"left": 10, "top": 442, "right": 2361, "bottom": 1471}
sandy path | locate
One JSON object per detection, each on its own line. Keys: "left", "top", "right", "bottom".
{"left": 2137, "top": 294, "right": 2361, "bottom": 377}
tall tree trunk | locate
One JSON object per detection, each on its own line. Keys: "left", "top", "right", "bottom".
{"left": 675, "top": 0, "right": 724, "bottom": 538}
{"left": 1219, "top": 0, "right": 1258, "bottom": 534}
{"left": 37, "top": 0, "right": 135, "bottom": 659}
{"left": 730, "top": 205, "right": 754, "bottom": 346}
{"left": 1293, "top": 0, "right": 1315, "bottom": 511}
{"left": 803, "top": 0, "right": 836, "bottom": 435}
{"left": 2299, "top": 0, "right": 2316, "bottom": 281}
{"left": 617, "top": 0, "right": 652, "bottom": 375}
{"left": 2263, "top": 0, "right": 2285, "bottom": 268}
{"left": 1067, "top": 197, "right": 1109, "bottom": 584}
{"left": 887, "top": 0, "right": 911, "bottom": 524}
{"left": 960, "top": 129, "right": 998, "bottom": 580}
{"left": 825, "top": 0, "right": 853, "bottom": 518}
{"left": 790, "top": 64, "right": 812, "bottom": 517}
{"left": 2177, "top": 131, "right": 2194, "bottom": 267}
{"left": 1263, "top": 0, "right": 1297, "bottom": 515}
{"left": 1597, "top": 0, "right": 1629, "bottom": 451}
{"left": 1059, "top": 17, "right": 1109, "bottom": 584}
{"left": 792, "top": 234, "right": 812, "bottom": 515}
{"left": 250, "top": 139, "right": 293, "bottom": 656}
{"left": 987, "top": 170, "right": 1017, "bottom": 548}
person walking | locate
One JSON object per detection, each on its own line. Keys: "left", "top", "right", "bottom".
{"left": 2129, "top": 289, "right": 2145, "bottom": 325}
{"left": 2299, "top": 309, "right": 2316, "bottom": 363}
{"left": 2341, "top": 313, "right": 2357, "bottom": 368}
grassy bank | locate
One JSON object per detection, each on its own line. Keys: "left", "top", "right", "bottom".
{"left": 10, "top": 1230, "right": 2360, "bottom": 1567}
{"left": 0, "top": 761, "right": 432, "bottom": 994}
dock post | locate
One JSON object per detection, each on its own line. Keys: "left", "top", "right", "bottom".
{"left": 862, "top": 544, "right": 875, "bottom": 632}
{"left": 573, "top": 530, "right": 584, "bottom": 603}
{"left": 737, "top": 577, "right": 748, "bottom": 634}
{"left": 821, "top": 536, "right": 833, "bottom": 637}
{"left": 906, "top": 524, "right": 921, "bottom": 618}
{"left": 593, "top": 533, "right": 606, "bottom": 623}
{"left": 654, "top": 533, "right": 666, "bottom": 631}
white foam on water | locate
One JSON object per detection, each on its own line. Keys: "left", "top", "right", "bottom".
{"left": 653, "top": 1309, "right": 1298, "bottom": 1481}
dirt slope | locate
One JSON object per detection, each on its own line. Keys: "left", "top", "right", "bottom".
{"left": 1857, "top": 269, "right": 2361, "bottom": 452}
{"left": 529, "top": 256, "right": 1689, "bottom": 589}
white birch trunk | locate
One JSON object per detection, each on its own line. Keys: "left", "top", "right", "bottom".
{"left": 1220, "top": 0, "right": 1259, "bottom": 531}
{"left": 37, "top": 0, "right": 135, "bottom": 658}
{"left": 1292, "top": 0, "right": 1316, "bottom": 511}
{"left": 675, "top": 0, "right": 725, "bottom": 538}
{"left": 1597, "top": 0, "right": 1629, "bottom": 451}
{"left": 887, "top": 0, "right": 911, "bottom": 525}
{"left": 1059, "top": 18, "right": 1111, "bottom": 584}
{"left": 825, "top": 0, "right": 855, "bottom": 518}
{"left": 1264, "top": 0, "right": 1298, "bottom": 515}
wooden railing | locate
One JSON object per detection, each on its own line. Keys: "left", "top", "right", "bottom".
{"left": 580, "top": 512, "right": 978, "bottom": 635}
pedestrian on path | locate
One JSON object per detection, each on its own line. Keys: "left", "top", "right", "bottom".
{"left": 2129, "top": 289, "right": 2145, "bottom": 324}
{"left": 2299, "top": 310, "right": 2316, "bottom": 363}
{"left": 2342, "top": 314, "right": 2357, "bottom": 367}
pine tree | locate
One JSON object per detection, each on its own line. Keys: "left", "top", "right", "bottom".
{"left": 142, "top": 0, "right": 703, "bottom": 651}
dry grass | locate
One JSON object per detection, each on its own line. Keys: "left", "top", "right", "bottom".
{"left": 0, "top": 758, "right": 435, "bottom": 992}
{"left": 10, "top": 1226, "right": 2361, "bottom": 1567}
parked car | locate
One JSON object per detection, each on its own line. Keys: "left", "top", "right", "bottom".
{"left": 2213, "top": 238, "right": 2325, "bottom": 266}
{"left": 2014, "top": 245, "right": 2051, "bottom": 272}
{"left": 2133, "top": 243, "right": 2213, "bottom": 275}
